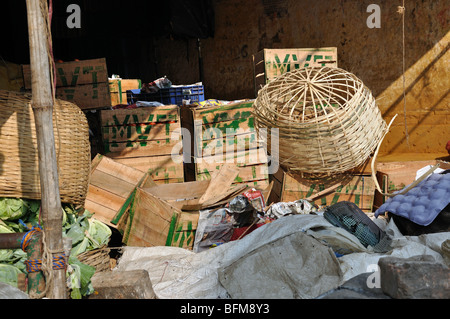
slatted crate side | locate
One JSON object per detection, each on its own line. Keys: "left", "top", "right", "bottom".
{"left": 195, "top": 163, "right": 268, "bottom": 182}
{"left": 101, "top": 106, "right": 184, "bottom": 184}
{"left": 101, "top": 105, "right": 180, "bottom": 125}
{"left": 85, "top": 154, "right": 147, "bottom": 228}
{"left": 182, "top": 101, "right": 260, "bottom": 158}
{"left": 22, "top": 58, "right": 109, "bottom": 89}
{"left": 183, "top": 100, "right": 254, "bottom": 124}
{"left": 112, "top": 155, "right": 184, "bottom": 182}
{"left": 101, "top": 106, "right": 181, "bottom": 153}
{"left": 23, "top": 58, "right": 111, "bottom": 110}
{"left": 123, "top": 187, "right": 199, "bottom": 249}
{"left": 104, "top": 139, "right": 181, "bottom": 157}
{"left": 280, "top": 172, "right": 375, "bottom": 212}
{"left": 373, "top": 160, "right": 437, "bottom": 209}
{"left": 256, "top": 48, "right": 338, "bottom": 84}
{"left": 102, "top": 121, "right": 181, "bottom": 143}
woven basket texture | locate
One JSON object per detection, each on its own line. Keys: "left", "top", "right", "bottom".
{"left": 254, "top": 67, "right": 387, "bottom": 176}
{"left": 0, "top": 90, "right": 90, "bottom": 207}
{"left": 77, "top": 246, "right": 111, "bottom": 272}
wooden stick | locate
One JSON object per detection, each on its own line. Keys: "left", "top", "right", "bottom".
{"left": 26, "top": 0, "right": 66, "bottom": 299}
{"left": 305, "top": 182, "right": 342, "bottom": 202}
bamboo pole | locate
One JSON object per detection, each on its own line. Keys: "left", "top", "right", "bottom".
{"left": 25, "top": 0, "right": 66, "bottom": 299}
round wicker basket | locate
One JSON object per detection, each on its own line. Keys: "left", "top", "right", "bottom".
{"left": 0, "top": 90, "right": 90, "bottom": 207}
{"left": 254, "top": 67, "right": 387, "bottom": 176}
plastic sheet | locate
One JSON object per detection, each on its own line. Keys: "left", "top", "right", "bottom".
{"left": 115, "top": 214, "right": 450, "bottom": 299}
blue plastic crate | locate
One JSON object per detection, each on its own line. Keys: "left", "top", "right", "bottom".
{"left": 127, "top": 84, "right": 205, "bottom": 105}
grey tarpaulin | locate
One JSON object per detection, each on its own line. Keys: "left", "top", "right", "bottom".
{"left": 114, "top": 214, "right": 449, "bottom": 298}
{"left": 115, "top": 215, "right": 348, "bottom": 298}
{"left": 217, "top": 231, "right": 342, "bottom": 299}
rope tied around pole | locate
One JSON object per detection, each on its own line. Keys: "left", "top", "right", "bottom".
{"left": 21, "top": 224, "right": 67, "bottom": 299}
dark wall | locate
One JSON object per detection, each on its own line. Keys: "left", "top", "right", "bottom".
{"left": 1, "top": 0, "right": 174, "bottom": 82}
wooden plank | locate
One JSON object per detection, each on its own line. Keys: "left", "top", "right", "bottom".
{"left": 195, "top": 113, "right": 255, "bottom": 140}
{"left": 22, "top": 58, "right": 108, "bottom": 89}
{"left": 142, "top": 180, "right": 210, "bottom": 201}
{"left": 112, "top": 155, "right": 184, "bottom": 180}
{"left": 85, "top": 184, "right": 126, "bottom": 212}
{"left": 194, "top": 132, "right": 261, "bottom": 158}
{"left": 189, "top": 100, "right": 255, "bottom": 124}
{"left": 198, "top": 165, "right": 240, "bottom": 204}
{"left": 54, "top": 82, "right": 111, "bottom": 110}
{"left": 279, "top": 172, "right": 375, "bottom": 212}
{"left": 95, "top": 155, "right": 146, "bottom": 185}
{"left": 101, "top": 105, "right": 179, "bottom": 125}
{"left": 375, "top": 160, "right": 436, "bottom": 192}
{"left": 193, "top": 148, "right": 268, "bottom": 171}
{"left": 261, "top": 48, "right": 338, "bottom": 84}
{"left": 373, "top": 160, "right": 437, "bottom": 208}
{"left": 89, "top": 169, "right": 136, "bottom": 198}
{"left": 126, "top": 188, "right": 180, "bottom": 247}
{"left": 238, "top": 179, "right": 270, "bottom": 190}
{"left": 102, "top": 121, "right": 181, "bottom": 143}
{"left": 172, "top": 217, "right": 198, "bottom": 249}
{"left": 282, "top": 191, "right": 374, "bottom": 212}
{"left": 85, "top": 154, "right": 149, "bottom": 229}
{"left": 104, "top": 138, "right": 181, "bottom": 157}
{"left": 85, "top": 199, "right": 119, "bottom": 228}
{"left": 153, "top": 178, "right": 185, "bottom": 184}
{"left": 195, "top": 163, "right": 268, "bottom": 183}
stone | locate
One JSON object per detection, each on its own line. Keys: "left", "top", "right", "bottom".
{"left": 378, "top": 255, "right": 450, "bottom": 299}
{"left": 89, "top": 269, "right": 157, "bottom": 299}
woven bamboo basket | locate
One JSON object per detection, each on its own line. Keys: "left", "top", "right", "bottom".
{"left": 254, "top": 67, "right": 387, "bottom": 177}
{"left": 0, "top": 90, "right": 90, "bottom": 207}
{"left": 77, "top": 246, "right": 111, "bottom": 273}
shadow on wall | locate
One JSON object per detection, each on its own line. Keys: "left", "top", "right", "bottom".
{"left": 376, "top": 30, "right": 450, "bottom": 155}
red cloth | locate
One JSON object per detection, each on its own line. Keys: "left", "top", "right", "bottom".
{"left": 446, "top": 140, "right": 450, "bottom": 154}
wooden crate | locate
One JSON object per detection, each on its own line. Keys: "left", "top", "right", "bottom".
{"left": 101, "top": 105, "right": 183, "bottom": 184}
{"left": 185, "top": 149, "right": 269, "bottom": 189}
{"left": 122, "top": 182, "right": 212, "bottom": 249}
{"left": 22, "top": 58, "right": 111, "bottom": 110}
{"left": 84, "top": 154, "right": 150, "bottom": 228}
{"left": 269, "top": 167, "right": 376, "bottom": 212}
{"left": 181, "top": 101, "right": 269, "bottom": 189}
{"left": 180, "top": 100, "right": 260, "bottom": 158}
{"left": 109, "top": 79, "right": 142, "bottom": 106}
{"left": 374, "top": 160, "right": 438, "bottom": 209}
{"left": 252, "top": 48, "right": 338, "bottom": 96}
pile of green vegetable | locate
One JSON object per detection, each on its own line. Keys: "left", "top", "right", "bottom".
{"left": 0, "top": 197, "right": 112, "bottom": 299}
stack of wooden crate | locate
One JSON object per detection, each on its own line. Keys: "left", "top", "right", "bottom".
{"left": 22, "top": 58, "right": 111, "bottom": 110}
{"left": 100, "top": 105, "right": 184, "bottom": 184}
{"left": 181, "top": 100, "right": 270, "bottom": 190}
